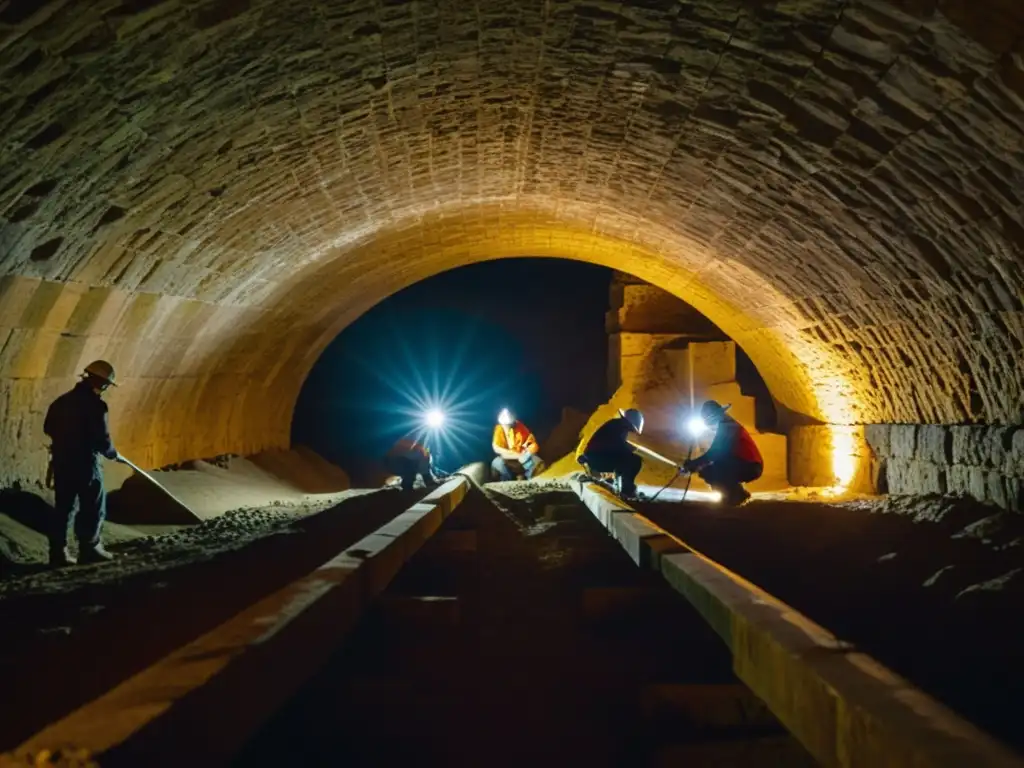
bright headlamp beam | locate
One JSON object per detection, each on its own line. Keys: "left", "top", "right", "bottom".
{"left": 497, "top": 408, "right": 513, "bottom": 426}
{"left": 686, "top": 416, "right": 707, "bottom": 437}
{"left": 424, "top": 408, "right": 445, "bottom": 429}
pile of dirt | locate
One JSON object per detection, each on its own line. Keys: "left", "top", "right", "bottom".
{"left": 485, "top": 478, "right": 573, "bottom": 500}
{"left": 0, "top": 447, "right": 353, "bottom": 571}
{"left": 0, "top": 490, "right": 376, "bottom": 597}
{"left": 107, "top": 446, "right": 350, "bottom": 524}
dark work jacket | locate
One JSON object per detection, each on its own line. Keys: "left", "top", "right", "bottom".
{"left": 44, "top": 381, "right": 118, "bottom": 472}
{"left": 584, "top": 417, "right": 635, "bottom": 455}
{"left": 700, "top": 415, "right": 763, "bottom": 467}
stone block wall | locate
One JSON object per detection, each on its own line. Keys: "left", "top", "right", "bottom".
{"left": 598, "top": 276, "right": 789, "bottom": 490}
{"left": 864, "top": 424, "right": 1024, "bottom": 512}
{"left": 3, "top": 0, "right": 1024, "bottom": 501}
{"left": 0, "top": 275, "right": 304, "bottom": 488}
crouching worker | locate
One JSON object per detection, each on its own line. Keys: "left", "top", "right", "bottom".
{"left": 683, "top": 400, "right": 763, "bottom": 506}
{"left": 490, "top": 408, "right": 544, "bottom": 481}
{"left": 386, "top": 438, "right": 439, "bottom": 491}
{"left": 577, "top": 408, "right": 645, "bottom": 500}
{"left": 43, "top": 360, "right": 123, "bottom": 567}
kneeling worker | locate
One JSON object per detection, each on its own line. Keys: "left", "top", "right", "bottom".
{"left": 578, "top": 408, "right": 645, "bottom": 499}
{"left": 386, "top": 438, "right": 439, "bottom": 491}
{"left": 43, "top": 360, "right": 123, "bottom": 567}
{"left": 683, "top": 400, "right": 763, "bottom": 506}
{"left": 491, "top": 408, "right": 543, "bottom": 481}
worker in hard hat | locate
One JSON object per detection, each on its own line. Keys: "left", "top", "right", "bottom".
{"left": 578, "top": 408, "right": 645, "bottom": 499}
{"left": 43, "top": 360, "right": 124, "bottom": 567}
{"left": 491, "top": 408, "right": 544, "bottom": 481}
{"left": 386, "top": 437, "right": 439, "bottom": 491}
{"left": 683, "top": 400, "right": 763, "bottom": 506}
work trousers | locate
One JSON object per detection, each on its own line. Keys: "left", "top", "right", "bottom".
{"left": 491, "top": 453, "right": 543, "bottom": 482}
{"left": 51, "top": 461, "right": 106, "bottom": 554}
{"left": 698, "top": 459, "right": 763, "bottom": 502}
{"left": 579, "top": 450, "right": 642, "bottom": 496}
{"left": 387, "top": 455, "right": 432, "bottom": 491}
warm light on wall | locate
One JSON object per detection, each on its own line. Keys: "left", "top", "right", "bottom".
{"left": 829, "top": 424, "right": 861, "bottom": 490}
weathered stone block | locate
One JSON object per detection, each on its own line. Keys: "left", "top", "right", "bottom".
{"left": 1004, "top": 477, "right": 1024, "bottom": 513}
{"left": 915, "top": 425, "right": 950, "bottom": 464}
{"left": 889, "top": 426, "right": 916, "bottom": 459}
{"left": 788, "top": 425, "right": 834, "bottom": 488}
{"left": 886, "top": 458, "right": 945, "bottom": 495}
{"left": 0, "top": 276, "right": 41, "bottom": 327}
{"left": 951, "top": 426, "right": 986, "bottom": 466}
{"left": 863, "top": 424, "right": 890, "bottom": 457}
{"left": 1004, "top": 429, "right": 1024, "bottom": 477}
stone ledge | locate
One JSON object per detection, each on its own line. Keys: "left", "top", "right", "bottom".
{"left": 570, "top": 476, "right": 1024, "bottom": 768}
{"left": 0, "top": 475, "right": 471, "bottom": 766}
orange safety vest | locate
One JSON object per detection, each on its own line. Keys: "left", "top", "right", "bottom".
{"left": 492, "top": 421, "right": 539, "bottom": 454}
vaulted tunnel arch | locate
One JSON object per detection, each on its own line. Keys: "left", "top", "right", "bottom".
{"left": 2, "top": 0, "right": 1023, "bottom": 498}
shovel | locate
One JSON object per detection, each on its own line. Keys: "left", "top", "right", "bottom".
{"left": 118, "top": 455, "right": 203, "bottom": 523}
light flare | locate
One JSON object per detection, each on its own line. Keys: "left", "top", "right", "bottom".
{"left": 829, "top": 424, "right": 861, "bottom": 490}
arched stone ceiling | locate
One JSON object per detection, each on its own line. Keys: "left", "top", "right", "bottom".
{"left": 1, "top": 0, "right": 1024, "bottom": 482}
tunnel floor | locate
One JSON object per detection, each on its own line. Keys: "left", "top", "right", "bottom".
{"left": 0, "top": 479, "right": 1020, "bottom": 759}
{"left": 0, "top": 487, "right": 426, "bottom": 752}
{"left": 235, "top": 485, "right": 814, "bottom": 767}
{"left": 633, "top": 491, "right": 1024, "bottom": 750}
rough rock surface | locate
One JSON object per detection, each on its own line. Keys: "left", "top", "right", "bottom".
{"left": 1, "top": 1, "right": 1024, "bottom": 490}
{"left": 866, "top": 423, "right": 1024, "bottom": 511}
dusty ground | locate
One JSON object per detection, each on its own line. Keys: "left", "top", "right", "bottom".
{"left": 0, "top": 445, "right": 354, "bottom": 587}
{"left": 0, "top": 491, "right": 372, "bottom": 596}
{"left": 629, "top": 488, "right": 1024, "bottom": 750}
{"left": 0, "top": 486, "right": 422, "bottom": 753}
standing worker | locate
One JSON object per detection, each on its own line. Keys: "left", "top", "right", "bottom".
{"left": 386, "top": 437, "right": 439, "bottom": 491}
{"left": 683, "top": 400, "right": 763, "bottom": 506}
{"left": 491, "top": 408, "right": 544, "bottom": 481}
{"left": 43, "top": 360, "right": 123, "bottom": 567}
{"left": 577, "top": 408, "right": 645, "bottom": 500}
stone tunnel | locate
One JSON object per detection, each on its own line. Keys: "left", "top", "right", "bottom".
{"left": 2, "top": 0, "right": 1024, "bottom": 508}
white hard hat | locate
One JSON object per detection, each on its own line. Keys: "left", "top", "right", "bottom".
{"left": 83, "top": 360, "right": 117, "bottom": 386}
{"left": 618, "top": 407, "right": 644, "bottom": 435}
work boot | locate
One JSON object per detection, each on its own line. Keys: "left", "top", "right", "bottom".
{"left": 48, "top": 547, "right": 76, "bottom": 568}
{"left": 721, "top": 485, "right": 751, "bottom": 507}
{"left": 79, "top": 544, "right": 115, "bottom": 564}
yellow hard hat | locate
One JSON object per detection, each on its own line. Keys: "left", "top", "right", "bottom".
{"left": 83, "top": 360, "right": 117, "bottom": 386}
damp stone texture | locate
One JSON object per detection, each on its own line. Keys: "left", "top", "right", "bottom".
{"left": 1, "top": 0, "right": 1024, "bottom": 498}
